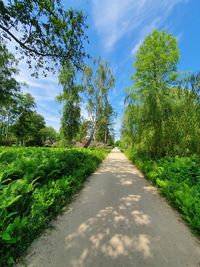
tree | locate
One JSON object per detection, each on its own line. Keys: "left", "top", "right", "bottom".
{"left": 77, "top": 119, "right": 93, "bottom": 142}
{"left": 0, "top": 39, "right": 22, "bottom": 144}
{"left": 82, "top": 57, "right": 115, "bottom": 147}
{"left": 95, "top": 102, "right": 116, "bottom": 144}
{"left": 25, "top": 112, "right": 46, "bottom": 146}
{"left": 0, "top": 0, "right": 87, "bottom": 76}
{"left": 12, "top": 93, "right": 36, "bottom": 145}
{"left": 122, "top": 30, "right": 200, "bottom": 156}
{"left": 0, "top": 39, "right": 20, "bottom": 105}
{"left": 40, "top": 126, "right": 57, "bottom": 145}
{"left": 58, "top": 63, "right": 82, "bottom": 146}
{"left": 126, "top": 30, "right": 179, "bottom": 156}
{"left": 181, "top": 71, "right": 200, "bottom": 100}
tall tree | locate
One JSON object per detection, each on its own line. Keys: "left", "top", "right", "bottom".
{"left": 122, "top": 30, "right": 200, "bottom": 156}
{"left": 0, "top": 0, "right": 88, "bottom": 76}
{"left": 0, "top": 39, "right": 20, "bottom": 105}
{"left": 25, "top": 112, "right": 46, "bottom": 146}
{"left": 0, "top": 39, "right": 21, "bottom": 144}
{"left": 58, "top": 63, "right": 82, "bottom": 146}
{"left": 126, "top": 30, "right": 179, "bottom": 156}
{"left": 82, "top": 57, "right": 115, "bottom": 147}
{"left": 12, "top": 93, "right": 36, "bottom": 145}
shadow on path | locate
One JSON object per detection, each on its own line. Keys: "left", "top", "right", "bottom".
{"left": 17, "top": 148, "right": 200, "bottom": 267}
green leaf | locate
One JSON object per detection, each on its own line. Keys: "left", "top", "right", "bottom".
{"left": 7, "top": 256, "right": 15, "bottom": 265}
{"left": 2, "top": 232, "right": 11, "bottom": 241}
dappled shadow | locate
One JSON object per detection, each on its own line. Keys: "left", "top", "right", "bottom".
{"left": 20, "top": 148, "right": 200, "bottom": 267}
{"left": 63, "top": 192, "right": 152, "bottom": 267}
{"left": 143, "top": 185, "right": 157, "bottom": 195}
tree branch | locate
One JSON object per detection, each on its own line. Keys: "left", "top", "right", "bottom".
{"left": 0, "top": 24, "right": 64, "bottom": 58}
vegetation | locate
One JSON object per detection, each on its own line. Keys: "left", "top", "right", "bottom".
{"left": 126, "top": 149, "right": 200, "bottom": 234}
{"left": 57, "top": 63, "right": 83, "bottom": 146}
{"left": 2, "top": 0, "right": 199, "bottom": 263}
{"left": 122, "top": 30, "right": 199, "bottom": 156}
{"left": 0, "top": 146, "right": 110, "bottom": 266}
{"left": 0, "top": 0, "right": 87, "bottom": 76}
{"left": 82, "top": 57, "right": 116, "bottom": 147}
{"left": 0, "top": 2, "right": 116, "bottom": 266}
{"left": 121, "top": 30, "right": 200, "bottom": 235}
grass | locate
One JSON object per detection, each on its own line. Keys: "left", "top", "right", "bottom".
{"left": 125, "top": 148, "right": 200, "bottom": 235}
{"left": 0, "top": 146, "right": 110, "bottom": 266}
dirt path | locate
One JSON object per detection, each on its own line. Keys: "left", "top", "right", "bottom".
{"left": 17, "top": 148, "right": 200, "bottom": 267}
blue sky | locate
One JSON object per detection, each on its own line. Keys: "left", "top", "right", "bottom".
{"left": 16, "top": 0, "right": 200, "bottom": 139}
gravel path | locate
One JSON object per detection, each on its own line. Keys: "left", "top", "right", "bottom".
{"left": 17, "top": 148, "right": 200, "bottom": 267}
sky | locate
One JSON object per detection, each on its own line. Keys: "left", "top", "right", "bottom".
{"left": 14, "top": 0, "right": 200, "bottom": 139}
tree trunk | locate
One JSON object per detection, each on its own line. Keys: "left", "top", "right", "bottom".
{"left": 84, "top": 127, "right": 94, "bottom": 148}
{"left": 84, "top": 121, "right": 96, "bottom": 148}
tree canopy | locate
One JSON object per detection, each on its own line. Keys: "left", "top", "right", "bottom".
{"left": 82, "top": 57, "right": 116, "bottom": 146}
{"left": 122, "top": 30, "right": 200, "bottom": 156}
{"left": 0, "top": 0, "right": 88, "bottom": 76}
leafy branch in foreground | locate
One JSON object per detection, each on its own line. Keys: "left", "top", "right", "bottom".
{"left": 0, "top": 0, "right": 88, "bottom": 76}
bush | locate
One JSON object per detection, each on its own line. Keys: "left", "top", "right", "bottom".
{"left": 0, "top": 147, "right": 110, "bottom": 266}
{"left": 126, "top": 148, "right": 200, "bottom": 235}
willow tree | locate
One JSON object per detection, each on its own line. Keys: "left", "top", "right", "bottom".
{"left": 82, "top": 57, "right": 115, "bottom": 147}
{"left": 125, "top": 30, "right": 179, "bottom": 156}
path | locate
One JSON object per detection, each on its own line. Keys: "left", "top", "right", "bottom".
{"left": 18, "top": 148, "right": 200, "bottom": 267}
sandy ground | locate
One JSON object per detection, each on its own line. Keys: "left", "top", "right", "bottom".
{"left": 17, "top": 148, "right": 200, "bottom": 267}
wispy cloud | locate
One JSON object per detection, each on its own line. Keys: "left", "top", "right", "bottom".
{"left": 92, "top": 0, "right": 187, "bottom": 51}
{"left": 131, "top": 17, "right": 161, "bottom": 56}
{"left": 13, "top": 61, "right": 62, "bottom": 131}
{"left": 131, "top": 40, "right": 143, "bottom": 56}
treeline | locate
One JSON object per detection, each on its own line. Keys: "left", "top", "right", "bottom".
{"left": 121, "top": 30, "right": 200, "bottom": 157}
{"left": 0, "top": 41, "right": 58, "bottom": 146}
{"left": 0, "top": 40, "right": 116, "bottom": 147}
{"left": 0, "top": 0, "right": 116, "bottom": 148}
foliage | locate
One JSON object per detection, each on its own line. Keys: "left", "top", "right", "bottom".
{"left": 0, "top": 146, "right": 110, "bottom": 266}
{"left": 125, "top": 148, "right": 200, "bottom": 234}
{"left": 0, "top": 0, "right": 88, "bottom": 76}
{"left": 40, "top": 126, "right": 58, "bottom": 146}
{"left": 77, "top": 119, "right": 93, "bottom": 142}
{"left": 12, "top": 93, "right": 36, "bottom": 145}
{"left": 82, "top": 57, "right": 116, "bottom": 146}
{"left": 121, "top": 29, "right": 200, "bottom": 239}
{"left": 122, "top": 30, "right": 200, "bottom": 156}
{"left": 58, "top": 63, "right": 83, "bottom": 146}
{"left": 0, "top": 39, "right": 20, "bottom": 105}
{"left": 0, "top": 39, "right": 21, "bottom": 145}
{"left": 0, "top": 41, "right": 58, "bottom": 147}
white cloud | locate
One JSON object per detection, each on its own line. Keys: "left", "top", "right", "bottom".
{"left": 131, "top": 16, "right": 160, "bottom": 56}
{"left": 92, "top": 0, "right": 188, "bottom": 51}
{"left": 131, "top": 40, "right": 143, "bottom": 56}
{"left": 12, "top": 60, "right": 62, "bottom": 131}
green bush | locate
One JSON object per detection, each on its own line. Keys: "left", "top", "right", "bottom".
{"left": 0, "top": 147, "right": 110, "bottom": 266}
{"left": 126, "top": 148, "right": 200, "bottom": 235}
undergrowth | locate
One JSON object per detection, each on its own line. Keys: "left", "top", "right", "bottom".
{"left": 0, "top": 147, "right": 110, "bottom": 266}
{"left": 125, "top": 148, "right": 200, "bottom": 235}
